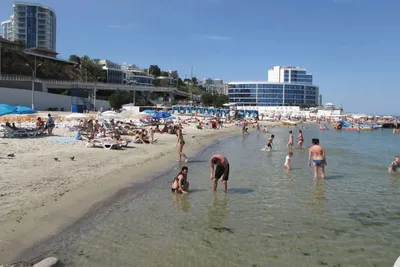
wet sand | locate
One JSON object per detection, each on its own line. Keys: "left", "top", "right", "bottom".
{"left": 0, "top": 122, "right": 255, "bottom": 263}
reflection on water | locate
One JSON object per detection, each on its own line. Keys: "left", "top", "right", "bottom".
{"left": 171, "top": 194, "right": 191, "bottom": 212}
{"left": 208, "top": 193, "right": 228, "bottom": 230}
{"left": 38, "top": 126, "right": 400, "bottom": 267}
{"left": 311, "top": 181, "right": 326, "bottom": 216}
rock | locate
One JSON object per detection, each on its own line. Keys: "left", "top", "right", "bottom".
{"left": 33, "top": 257, "right": 59, "bottom": 267}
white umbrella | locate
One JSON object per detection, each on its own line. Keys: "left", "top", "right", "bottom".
{"left": 65, "top": 113, "right": 89, "bottom": 119}
{"left": 100, "top": 111, "right": 120, "bottom": 119}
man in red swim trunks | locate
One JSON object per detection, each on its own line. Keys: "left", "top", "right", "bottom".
{"left": 210, "top": 154, "right": 230, "bottom": 193}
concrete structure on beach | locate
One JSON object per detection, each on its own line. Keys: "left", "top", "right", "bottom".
{"left": 1, "top": 2, "right": 57, "bottom": 51}
{"left": 228, "top": 66, "right": 320, "bottom": 107}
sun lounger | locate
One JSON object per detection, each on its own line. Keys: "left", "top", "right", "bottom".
{"left": 2, "top": 126, "right": 45, "bottom": 138}
{"left": 99, "top": 137, "right": 131, "bottom": 147}
{"left": 86, "top": 138, "right": 122, "bottom": 150}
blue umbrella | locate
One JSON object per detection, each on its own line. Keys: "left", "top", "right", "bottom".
{"left": 152, "top": 112, "right": 171, "bottom": 119}
{"left": 142, "top": 110, "right": 155, "bottom": 114}
{"left": 14, "top": 106, "right": 36, "bottom": 115}
{"left": 0, "top": 104, "right": 16, "bottom": 116}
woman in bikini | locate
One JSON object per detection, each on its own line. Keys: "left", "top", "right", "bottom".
{"left": 171, "top": 166, "right": 189, "bottom": 194}
{"left": 308, "top": 138, "right": 327, "bottom": 179}
{"left": 176, "top": 126, "right": 188, "bottom": 162}
{"left": 297, "top": 129, "right": 304, "bottom": 148}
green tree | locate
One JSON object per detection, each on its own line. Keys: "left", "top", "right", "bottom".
{"left": 108, "top": 89, "right": 132, "bottom": 110}
{"left": 148, "top": 65, "right": 161, "bottom": 77}
{"left": 170, "top": 70, "right": 179, "bottom": 80}
{"left": 201, "top": 92, "right": 229, "bottom": 107}
{"left": 15, "top": 40, "right": 26, "bottom": 50}
{"left": 69, "top": 54, "right": 81, "bottom": 64}
{"left": 191, "top": 77, "right": 198, "bottom": 85}
{"left": 74, "top": 55, "right": 104, "bottom": 82}
{"left": 160, "top": 71, "right": 169, "bottom": 77}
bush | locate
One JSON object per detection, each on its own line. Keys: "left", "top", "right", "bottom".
{"left": 109, "top": 89, "right": 132, "bottom": 110}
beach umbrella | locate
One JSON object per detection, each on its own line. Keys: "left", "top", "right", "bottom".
{"left": 65, "top": 113, "right": 89, "bottom": 119}
{"left": 165, "top": 115, "right": 176, "bottom": 120}
{"left": 14, "top": 106, "right": 36, "bottom": 115}
{"left": 152, "top": 111, "right": 171, "bottom": 119}
{"left": 100, "top": 111, "right": 120, "bottom": 119}
{"left": 0, "top": 104, "right": 16, "bottom": 116}
{"left": 142, "top": 109, "right": 156, "bottom": 114}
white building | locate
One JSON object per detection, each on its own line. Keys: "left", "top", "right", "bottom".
{"left": 201, "top": 78, "right": 228, "bottom": 95}
{"left": 267, "top": 66, "right": 313, "bottom": 84}
{"left": 0, "top": 2, "right": 57, "bottom": 51}
{"left": 1, "top": 19, "right": 13, "bottom": 40}
{"left": 121, "top": 64, "right": 155, "bottom": 86}
{"left": 99, "top": 59, "right": 124, "bottom": 84}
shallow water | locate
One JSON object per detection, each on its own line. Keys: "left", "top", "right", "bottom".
{"left": 51, "top": 126, "right": 400, "bottom": 266}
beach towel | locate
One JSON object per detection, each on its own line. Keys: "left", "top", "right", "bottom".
{"left": 54, "top": 137, "right": 79, "bottom": 143}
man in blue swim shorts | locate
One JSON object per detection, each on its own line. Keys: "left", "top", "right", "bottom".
{"left": 308, "top": 138, "right": 327, "bottom": 180}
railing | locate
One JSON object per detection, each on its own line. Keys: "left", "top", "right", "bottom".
{"left": 0, "top": 74, "right": 190, "bottom": 95}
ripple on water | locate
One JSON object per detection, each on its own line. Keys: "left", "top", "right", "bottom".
{"left": 28, "top": 126, "right": 400, "bottom": 267}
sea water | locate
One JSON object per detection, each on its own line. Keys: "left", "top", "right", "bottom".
{"left": 30, "top": 126, "right": 400, "bottom": 266}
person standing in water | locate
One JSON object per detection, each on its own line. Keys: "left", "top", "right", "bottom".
{"left": 287, "top": 130, "right": 293, "bottom": 148}
{"left": 388, "top": 156, "right": 400, "bottom": 173}
{"left": 210, "top": 154, "right": 230, "bottom": 193}
{"left": 284, "top": 150, "right": 293, "bottom": 170}
{"left": 176, "top": 126, "right": 188, "bottom": 163}
{"left": 171, "top": 166, "right": 189, "bottom": 194}
{"left": 297, "top": 129, "right": 304, "bottom": 148}
{"left": 308, "top": 138, "right": 327, "bottom": 179}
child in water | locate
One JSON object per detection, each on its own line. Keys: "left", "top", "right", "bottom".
{"left": 388, "top": 156, "right": 400, "bottom": 173}
{"left": 284, "top": 150, "right": 293, "bottom": 170}
{"left": 263, "top": 134, "right": 275, "bottom": 150}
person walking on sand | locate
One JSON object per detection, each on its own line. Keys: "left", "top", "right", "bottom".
{"left": 210, "top": 154, "right": 230, "bottom": 193}
{"left": 308, "top": 138, "right": 327, "bottom": 180}
{"left": 297, "top": 129, "right": 304, "bottom": 148}
{"left": 176, "top": 126, "right": 188, "bottom": 163}
{"left": 287, "top": 130, "right": 293, "bottom": 148}
{"left": 171, "top": 166, "right": 189, "bottom": 194}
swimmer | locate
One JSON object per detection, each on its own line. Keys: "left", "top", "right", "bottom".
{"left": 308, "top": 138, "right": 327, "bottom": 180}
{"left": 284, "top": 150, "right": 293, "bottom": 170}
{"left": 287, "top": 130, "right": 293, "bottom": 148}
{"left": 388, "top": 156, "right": 400, "bottom": 173}
{"left": 263, "top": 134, "right": 275, "bottom": 150}
{"left": 210, "top": 154, "right": 230, "bottom": 193}
{"left": 263, "top": 125, "right": 269, "bottom": 133}
{"left": 171, "top": 166, "right": 189, "bottom": 194}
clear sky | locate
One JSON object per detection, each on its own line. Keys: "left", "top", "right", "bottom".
{"left": 1, "top": 0, "right": 399, "bottom": 114}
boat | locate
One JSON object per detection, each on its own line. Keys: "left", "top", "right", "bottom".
{"left": 343, "top": 126, "right": 381, "bottom": 131}
{"left": 338, "top": 120, "right": 381, "bottom": 131}
{"left": 281, "top": 120, "right": 302, "bottom": 126}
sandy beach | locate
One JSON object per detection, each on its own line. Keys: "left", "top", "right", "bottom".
{"left": 0, "top": 119, "right": 264, "bottom": 263}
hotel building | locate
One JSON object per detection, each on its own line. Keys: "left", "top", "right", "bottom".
{"left": 228, "top": 66, "right": 320, "bottom": 106}
{"left": 200, "top": 78, "right": 228, "bottom": 95}
{"left": 0, "top": 2, "right": 56, "bottom": 51}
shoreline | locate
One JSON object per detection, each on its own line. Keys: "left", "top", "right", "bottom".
{"left": 0, "top": 123, "right": 246, "bottom": 263}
